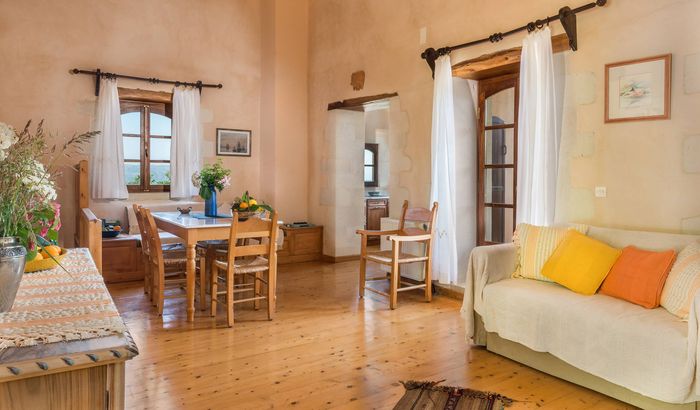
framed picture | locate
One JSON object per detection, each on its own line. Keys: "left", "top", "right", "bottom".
{"left": 605, "top": 54, "right": 671, "bottom": 123}
{"left": 216, "top": 128, "right": 251, "bottom": 157}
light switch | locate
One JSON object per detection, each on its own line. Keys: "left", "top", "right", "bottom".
{"left": 595, "top": 186, "right": 607, "bottom": 198}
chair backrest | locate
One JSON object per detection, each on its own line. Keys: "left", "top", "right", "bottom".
{"left": 132, "top": 204, "right": 150, "bottom": 256}
{"left": 224, "top": 212, "right": 279, "bottom": 267}
{"left": 140, "top": 207, "right": 165, "bottom": 272}
{"left": 398, "top": 200, "right": 439, "bottom": 235}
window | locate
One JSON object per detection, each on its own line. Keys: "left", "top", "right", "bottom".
{"left": 477, "top": 73, "right": 519, "bottom": 245}
{"left": 364, "top": 143, "right": 379, "bottom": 187}
{"left": 120, "top": 100, "right": 172, "bottom": 192}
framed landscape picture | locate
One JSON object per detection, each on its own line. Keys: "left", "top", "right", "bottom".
{"left": 216, "top": 128, "right": 251, "bottom": 157}
{"left": 605, "top": 54, "right": 671, "bottom": 123}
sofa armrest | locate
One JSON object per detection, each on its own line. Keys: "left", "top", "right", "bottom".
{"left": 470, "top": 243, "right": 517, "bottom": 285}
{"left": 461, "top": 243, "right": 517, "bottom": 343}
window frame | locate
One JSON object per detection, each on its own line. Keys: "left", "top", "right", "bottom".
{"left": 120, "top": 100, "right": 172, "bottom": 193}
{"left": 364, "top": 143, "right": 379, "bottom": 188}
{"left": 477, "top": 73, "right": 519, "bottom": 246}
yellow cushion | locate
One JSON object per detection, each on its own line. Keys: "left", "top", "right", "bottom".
{"left": 513, "top": 223, "right": 588, "bottom": 282}
{"left": 542, "top": 231, "right": 622, "bottom": 295}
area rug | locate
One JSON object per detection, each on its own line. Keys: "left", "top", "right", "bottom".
{"left": 394, "top": 380, "right": 513, "bottom": 410}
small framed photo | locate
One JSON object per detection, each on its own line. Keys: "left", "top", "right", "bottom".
{"left": 605, "top": 54, "right": 671, "bottom": 123}
{"left": 216, "top": 128, "right": 251, "bottom": 157}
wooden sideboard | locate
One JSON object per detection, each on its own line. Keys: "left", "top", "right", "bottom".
{"left": 278, "top": 225, "right": 323, "bottom": 264}
{"left": 365, "top": 197, "right": 389, "bottom": 245}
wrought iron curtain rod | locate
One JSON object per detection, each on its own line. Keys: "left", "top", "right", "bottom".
{"left": 420, "top": 0, "right": 607, "bottom": 77}
{"left": 70, "top": 68, "right": 223, "bottom": 96}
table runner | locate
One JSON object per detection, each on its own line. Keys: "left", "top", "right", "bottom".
{"left": 0, "top": 249, "right": 127, "bottom": 349}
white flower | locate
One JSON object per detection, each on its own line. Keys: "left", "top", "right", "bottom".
{"left": 22, "top": 160, "right": 56, "bottom": 202}
{"left": 191, "top": 171, "right": 201, "bottom": 188}
{"left": 0, "top": 122, "right": 16, "bottom": 161}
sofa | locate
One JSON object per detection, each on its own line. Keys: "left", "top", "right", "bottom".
{"left": 461, "top": 226, "right": 700, "bottom": 410}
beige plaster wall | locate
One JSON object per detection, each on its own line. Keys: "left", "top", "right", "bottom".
{"left": 308, "top": 0, "right": 700, "bottom": 237}
{"left": 0, "top": 0, "right": 309, "bottom": 244}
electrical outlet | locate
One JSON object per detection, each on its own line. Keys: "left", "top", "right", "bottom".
{"left": 595, "top": 186, "right": 607, "bottom": 198}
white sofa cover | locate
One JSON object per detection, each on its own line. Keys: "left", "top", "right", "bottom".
{"left": 462, "top": 226, "right": 700, "bottom": 404}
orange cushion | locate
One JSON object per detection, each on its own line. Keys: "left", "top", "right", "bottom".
{"left": 600, "top": 246, "right": 676, "bottom": 308}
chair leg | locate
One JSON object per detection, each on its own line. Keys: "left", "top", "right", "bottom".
{"left": 156, "top": 265, "right": 164, "bottom": 316}
{"left": 143, "top": 257, "right": 150, "bottom": 297}
{"left": 268, "top": 264, "right": 276, "bottom": 320}
{"left": 199, "top": 256, "right": 207, "bottom": 311}
{"left": 254, "top": 272, "right": 262, "bottom": 310}
{"left": 210, "top": 265, "right": 218, "bottom": 317}
{"left": 424, "top": 260, "right": 432, "bottom": 302}
{"left": 359, "top": 256, "right": 366, "bottom": 299}
{"left": 226, "top": 268, "right": 234, "bottom": 327}
{"left": 390, "top": 258, "right": 399, "bottom": 310}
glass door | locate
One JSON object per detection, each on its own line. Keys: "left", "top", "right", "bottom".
{"left": 477, "top": 74, "right": 518, "bottom": 245}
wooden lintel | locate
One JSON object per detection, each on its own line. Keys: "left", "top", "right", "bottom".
{"left": 118, "top": 87, "right": 172, "bottom": 103}
{"left": 327, "top": 92, "right": 398, "bottom": 111}
{"left": 452, "top": 33, "right": 570, "bottom": 80}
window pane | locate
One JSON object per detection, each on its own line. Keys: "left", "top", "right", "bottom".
{"left": 150, "top": 163, "right": 171, "bottom": 185}
{"left": 484, "top": 207, "right": 514, "bottom": 243}
{"left": 364, "top": 166, "right": 374, "bottom": 182}
{"left": 484, "top": 128, "right": 514, "bottom": 165}
{"left": 484, "top": 168, "right": 514, "bottom": 204}
{"left": 484, "top": 87, "right": 515, "bottom": 126}
{"left": 150, "top": 138, "right": 171, "bottom": 161}
{"left": 121, "top": 112, "right": 141, "bottom": 135}
{"left": 150, "top": 113, "right": 171, "bottom": 136}
{"left": 123, "top": 136, "right": 141, "bottom": 160}
{"left": 364, "top": 149, "right": 374, "bottom": 166}
{"left": 124, "top": 162, "right": 141, "bottom": 186}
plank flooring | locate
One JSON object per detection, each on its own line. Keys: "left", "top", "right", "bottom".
{"left": 108, "top": 260, "right": 634, "bottom": 409}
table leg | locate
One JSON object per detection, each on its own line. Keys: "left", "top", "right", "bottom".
{"left": 186, "top": 244, "right": 196, "bottom": 322}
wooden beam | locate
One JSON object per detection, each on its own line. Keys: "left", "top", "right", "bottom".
{"left": 327, "top": 92, "right": 398, "bottom": 111}
{"left": 452, "top": 33, "right": 570, "bottom": 80}
{"left": 117, "top": 87, "right": 172, "bottom": 103}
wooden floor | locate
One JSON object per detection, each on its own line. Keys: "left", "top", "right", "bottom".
{"left": 108, "top": 260, "right": 634, "bottom": 410}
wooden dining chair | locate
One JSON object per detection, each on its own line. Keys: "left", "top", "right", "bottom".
{"left": 210, "top": 212, "right": 279, "bottom": 327}
{"left": 140, "top": 207, "right": 192, "bottom": 315}
{"left": 356, "top": 200, "right": 438, "bottom": 309}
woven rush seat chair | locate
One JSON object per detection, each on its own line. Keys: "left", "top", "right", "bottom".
{"left": 132, "top": 204, "right": 186, "bottom": 302}
{"left": 356, "top": 200, "right": 438, "bottom": 309}
{"left": 210, "top": 212, "right": 279, "bottom": 327}
{"left": 139, "top": 206, "right": 201, "bottom": 316}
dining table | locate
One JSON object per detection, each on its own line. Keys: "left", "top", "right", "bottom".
{"left": 151, "top": 212, "right": 282, "bottom": 322}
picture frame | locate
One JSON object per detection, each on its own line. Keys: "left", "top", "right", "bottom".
{"left": 216, "top": 128, "right": 251, "bottom": 157}
{"left": 605, "top": 54, "right": 671, "bottom": 123}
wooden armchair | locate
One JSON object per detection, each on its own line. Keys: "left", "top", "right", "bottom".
{"left": 356, "top": 200, "right": 438, "bottom": 309}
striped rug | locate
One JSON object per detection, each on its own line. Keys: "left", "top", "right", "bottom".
{"left": 395, "top": 381, "right": 513, "bottom": 410}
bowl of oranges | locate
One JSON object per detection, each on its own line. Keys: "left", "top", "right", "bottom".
{"left": 231, "top": 191, "right": 273, "bottom": 220}
{"left": 24, "top": 245, "right": 67, "bottom": 273}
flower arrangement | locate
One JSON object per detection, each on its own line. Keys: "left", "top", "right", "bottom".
{"left": 232, "top": 191, "right": 273, "bottom": 214}
{"left": 191, "top": 160, "right": 231, "bottom": 200}
{"left": 0, "top": 121, "right": 94, "bottom": 260}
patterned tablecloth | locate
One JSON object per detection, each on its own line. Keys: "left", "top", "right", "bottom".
{"left": 0, "top": 249, "right": 127, "bottom": 349}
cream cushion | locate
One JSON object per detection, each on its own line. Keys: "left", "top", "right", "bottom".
{"left": 512, "top": 223, "right": 588, "bottom": 282}
{"left": 661, "top": 241, "right": 700, "bottom": 320}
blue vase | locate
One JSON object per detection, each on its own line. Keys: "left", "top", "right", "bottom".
{"left": 204, "top": 185, "right": 217, "bottom": 217}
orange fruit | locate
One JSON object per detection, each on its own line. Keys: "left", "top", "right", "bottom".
{"left": 32, "top": 252, "right": 44, "bottom": 261}
{"left": 44, "top": 245, "right": 61, "bottom": 257}
{"left": 113, "top": 225, "right": 122, "bottom": 232}
{"left": 239, "top": 202, "right": 249, "bottom": 210}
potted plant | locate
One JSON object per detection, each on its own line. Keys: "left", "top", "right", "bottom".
{"left": 0, "top": 121, "right": 93, "bottom": 311}
{"left": 192, "top": 160, "right": 231, "bottom": 217}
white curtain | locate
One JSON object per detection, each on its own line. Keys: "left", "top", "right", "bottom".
{"left": 430, "top": 55, "right": 458, "bottom": 285}
{"left": 90, "top": 78, "right": 128, "bottom": 199}
{"left": 517, "top": 27, "right": 559, "bottom": 226}
{"left": 170, "top": 87, "right": 202, "bottom": 198}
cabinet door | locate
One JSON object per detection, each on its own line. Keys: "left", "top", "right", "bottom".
{"left": 366, "top": 199, "right": 389, "bottom": 231}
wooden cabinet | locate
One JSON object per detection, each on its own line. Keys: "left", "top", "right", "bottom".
{"left": 277, "top": 225, "right": 323, "bottom": 265}
{"left": 102, "top": 235, "right": 144, "bottom": 283}
{"left": 365, "top": 198, "right": 389, "bottom": 245}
